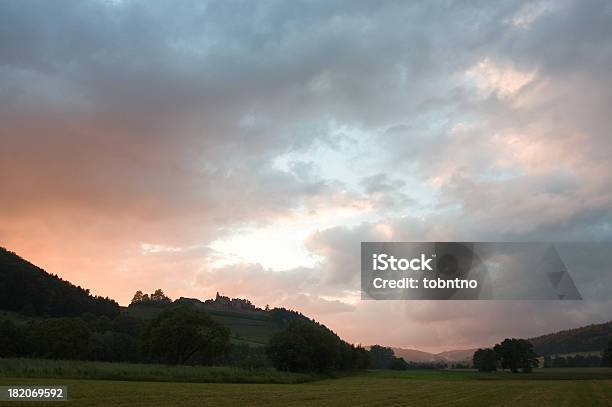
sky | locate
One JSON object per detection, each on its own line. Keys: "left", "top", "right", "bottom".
{"left": 1, "top": 0, "right": 612, "bottom": 353}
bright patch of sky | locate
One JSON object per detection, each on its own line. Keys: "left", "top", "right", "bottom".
{"left": 210, "top": 122, "right": 440, "bottom": 270}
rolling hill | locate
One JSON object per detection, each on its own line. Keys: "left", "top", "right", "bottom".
{"left": 392, "top": 347, "right": 477, "bottom": 363}
{"left": 0, "top": 247, "right": 332, "bottom": 348}
{"left": 124, "top": 299, "right": 282, "bottom": 346}
{"left": 529, "top": 320, "right": 612, "bottom": 356}
{"left": 436, "top": 348, "right": 480, "bottom": 362}
{"left": 1, "top": 246, "right": 610, "bottom": 357}
{"left": 0, "top": 247, "right": 118, "bottom": 318}
{"left": 393, "top": 320, "right": 612, "bottom": 363}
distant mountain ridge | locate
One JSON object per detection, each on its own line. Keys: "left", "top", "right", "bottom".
{"left": 392, "top": 347, "right": 478, "bottom": 363}
{"left": 393, "top": 320, "right": 612, "bottom": 363}
{"left": 436, "top": 348, "right": 480, "bottom": 362}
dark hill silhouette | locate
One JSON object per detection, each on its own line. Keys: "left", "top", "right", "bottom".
{"left": 0, "top": 246, "right": 336, "bottom": 348}
{"left": 2, "top": 246, "right": 610, "bottom": 356}
{"left": 0, "top": 247, "right": 118, "bottom": 318}
{"left": 529, "top": 320, "right": 612, "bottom": 356}
{"left": 129, "top": 295, "right": 321, "bottom": 345}
{"left": 391, "top": 347, "right": 478, "bottom": 363}
{"left": 406, "top": 322, "right": 612, "bottom": 361}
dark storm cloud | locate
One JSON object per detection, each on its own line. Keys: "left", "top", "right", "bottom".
{"left": 1, "top": 0, "right": 521, "bottom": 243}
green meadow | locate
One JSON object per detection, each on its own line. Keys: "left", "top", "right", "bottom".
{"left": 0, "top": 358, "right": 313, "bottom": 384}
{"left": 1, "top": 367, "right": 611, "bottom": 406}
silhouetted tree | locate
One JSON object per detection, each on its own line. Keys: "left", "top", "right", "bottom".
{"left": 150, "top": 289, "right": 171, "bottom": 303}
{"left": 131, "top": 290, "right": 144, "bottom": 304}
{"left": 494, "top": 338, "right": 539, "bottom": 373}
{"left": 30, "top": 318, "right": 92, "bottom": 360}
{"left": 388, "top": 356, "right": 409, "bottom": 370}
{"left": 89, "top": 331, "right": 140, "bottom": 362}
{"left": 603, "top": 338, "right": 612, "bottom": 367}
{"left": 266, "top": 320, "right": 340, "bottom": 373}
{"left": 129, "top": 289, "right": 172, "bottom": 308}
{"left": 266, "top": 320, "right": 367, "bottom": 373}
{"left": 369, "top": 345, "right": 396, "bottom": 369}
{"left": 473, "top": 348, "right": 498, "bottom": 372}
{"left": 142, "top": 306, "right": 230, "bottom": 365}
{"left": 0, "top": 320, "right": 29, "bottom": 357}
{"left": 351, "top": 345, "right": 371, "bottom": 370}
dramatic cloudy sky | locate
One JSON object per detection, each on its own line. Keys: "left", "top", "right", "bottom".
{"left": 1, "top": 0, "right": 612, "bottom": 352}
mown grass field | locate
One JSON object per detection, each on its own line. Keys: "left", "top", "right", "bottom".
{"left": 1, "top": 369, "right": 611, "bottom": 406}
{"left": 0, "top": 358, "right": 313, "bottom": 384}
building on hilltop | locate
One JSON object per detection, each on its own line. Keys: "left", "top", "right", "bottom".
{"left": 203, "top": 291, "right": 259, "bottom": 312}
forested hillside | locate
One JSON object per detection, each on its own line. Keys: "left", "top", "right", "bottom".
{"left": 0, "top": 247, "right": 118, "bottom": 318}
{"left": 0, "top": 247, "right": 365, "bottom": 372}
{"left": 530, "top": 321, "right": 612, "bottom": 356}
{"left": 127, "top": 296, "right": 323, "bottom": 346}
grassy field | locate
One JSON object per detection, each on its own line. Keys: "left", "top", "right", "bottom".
{"left": 0, "top": 369, "right": 611, "bottom": 406}
{"left": 0, "top": 358, "right": 313, "bottom": 384}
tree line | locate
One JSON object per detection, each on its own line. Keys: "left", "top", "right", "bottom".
{"left": 130, "top": 289, "right": 172, "bottom": 306}
{"left": 0, "top": 307, "right": 371, "bottom": 373}
{"left": 266, "top": 320, "right": 369, "bottom": 373}
{"left": 367, "top": 345, "right": 447, "bottom": 370}
{"left": 473, "top": 339, "right": 539, "bottom": 372}
{"left": 0, "top": 282, "right": 374, "bottom": 374}
{"left": 474, "top": 338, "right": 612, "bottom": 372}
{"left": 543, "top": 354, "right": 603, "bottom": 368}
{"left": 0, "top": 305, "right": 256, "bottom": 366}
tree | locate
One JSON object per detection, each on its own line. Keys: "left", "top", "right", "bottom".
{"left": 130, "top": 290, "right": 144, "bottom": 305}
{"left": 265, "top": 320, "right": 366, "bottom": 373}
{"left": 494, "top": 338, "right": 539, "bottom": 373}
{"left": 150, "top": 289, "right": 171, "bottom": 303}
{"left": 142, "top": 306, "right": 230, "bottom": 365}
{"left": 369, "top": 345, "right": 395, "bottom": 369}
{"left": 603, "top": 338, "right": 612, "bottom": 367}
{"left": 0, "top": 320, "right": 29, "bottom": 357}
{"left": 30, "top": 318, "right": 92, "bottom": 360}
{"left": 89, "top": 331, "right": 140, "bottom": 362}
{"left": 351, "top": 345, "right": 371, "bottom": 370}
{"left": 473, "top": 348, "right": 498, "bottom": 372}
{"left": 131, "top": 289, "right": 172, "bottom": 307}
{"left": 266, "top": 320, "right": 340, "bottom": 373}
{"left": 388, "top": 356, "right": 409, "bottom": 370}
